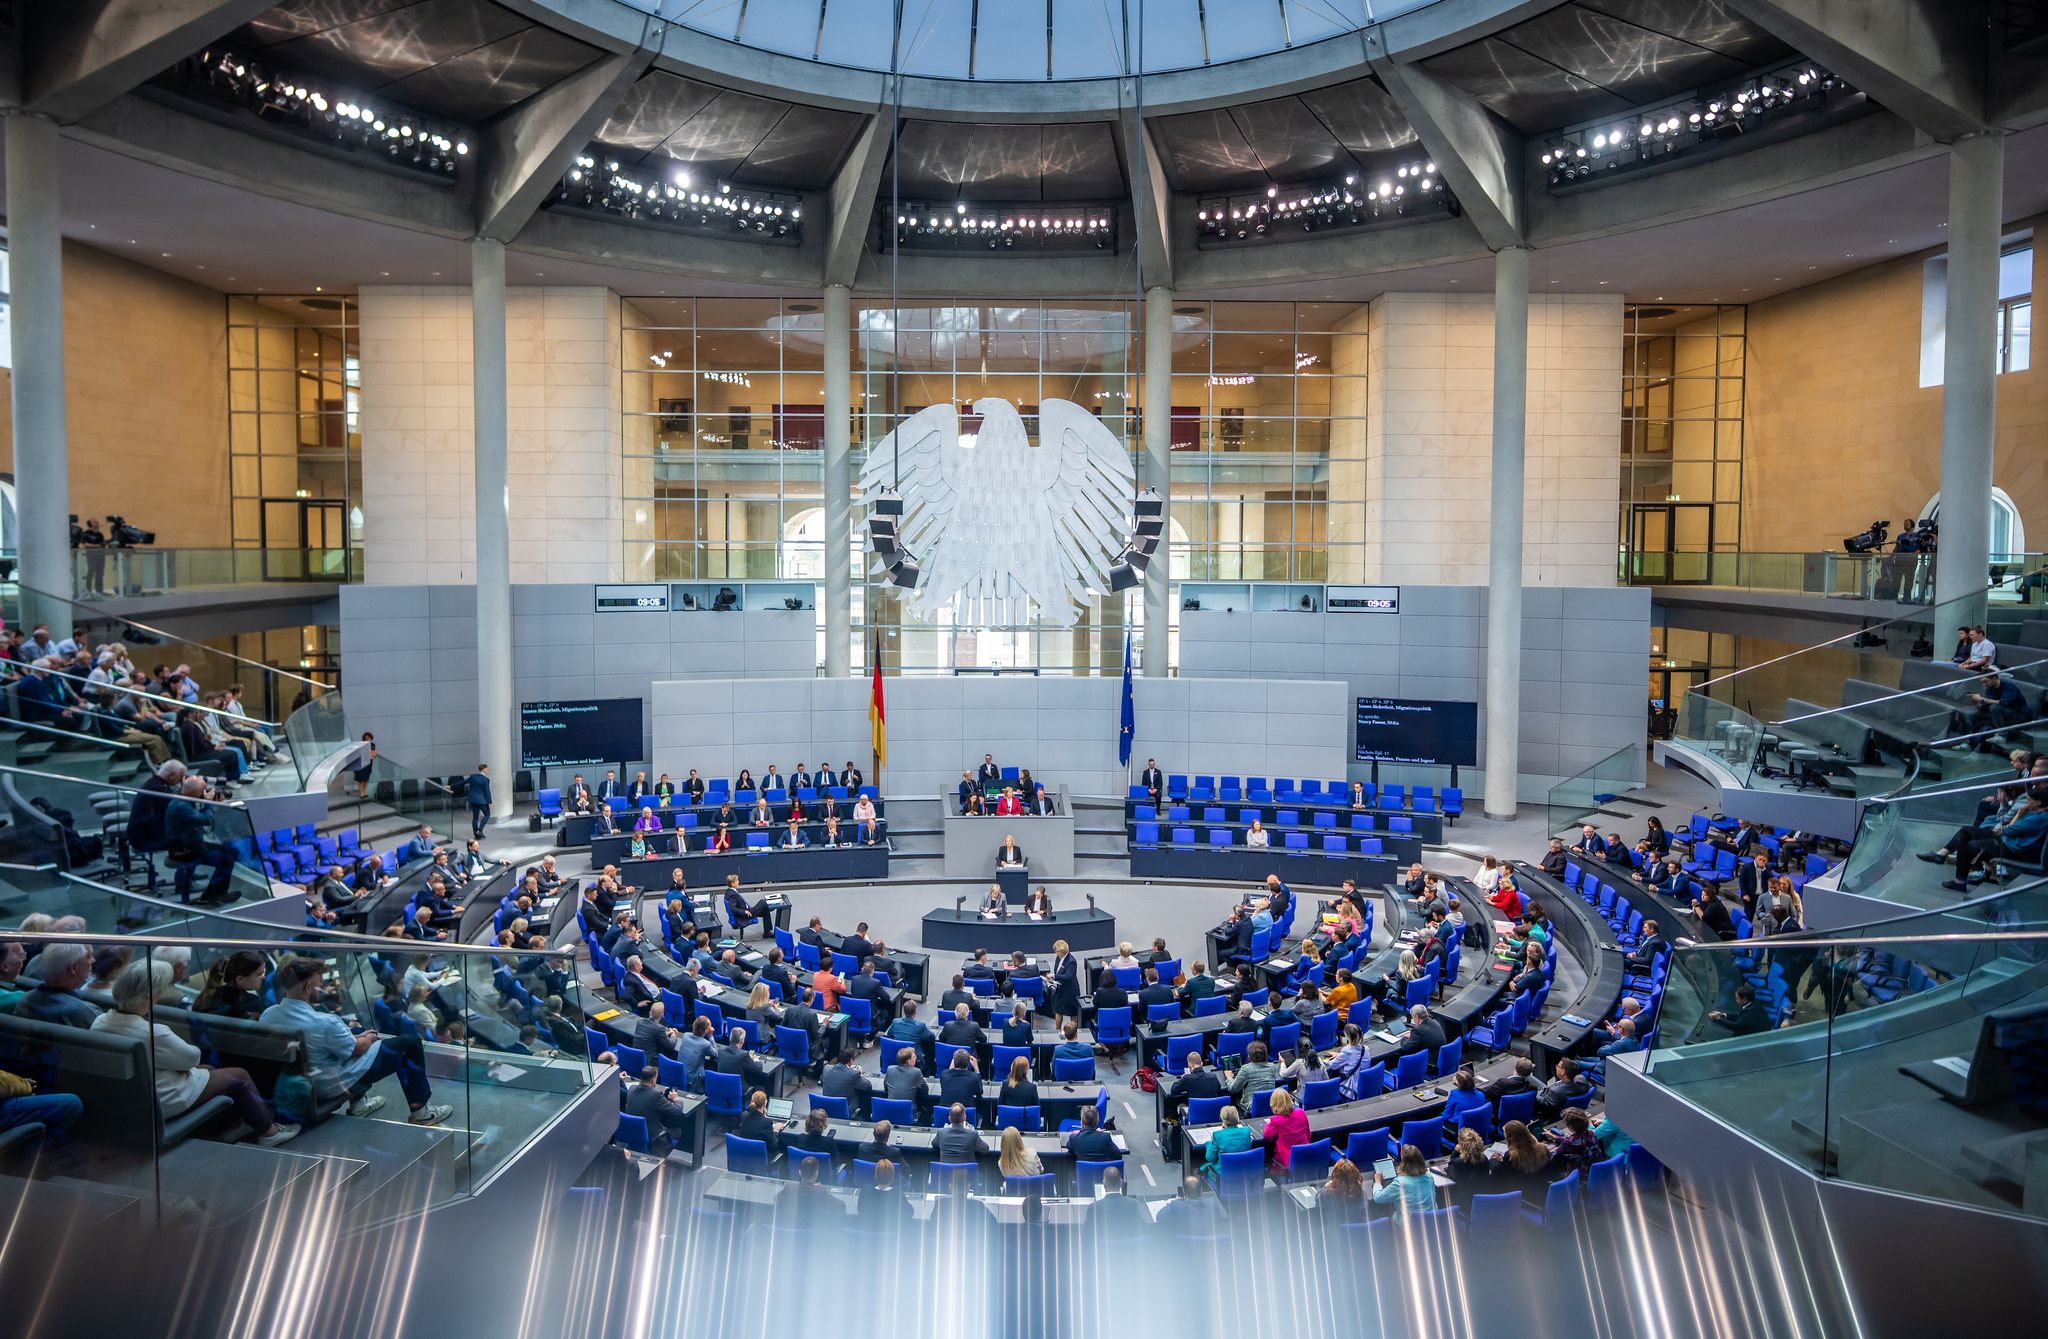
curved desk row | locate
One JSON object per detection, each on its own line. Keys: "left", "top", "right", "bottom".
{"left": 582, "top": 844, "right": 890, "bottom": 887}
{"left": 919, "top": 907, "right": 1117, "bottom": 955}
{"left": 1127, "top": 799, "right": 1444, "bottom": 845}
{"left": 1130, "top": 844, "right": 1398, "bottom": 890}
{"left": 558, "top": 795, "right": 887, "bottom": 847}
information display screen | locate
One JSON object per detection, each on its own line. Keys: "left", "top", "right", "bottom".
{"left": 520, "top": 699, "right": 643, "bottom": 769}
{"left": 1354, "top": 697, "right": 1478, "bottom": 767}
{"left": 594, "top": 583, "right": 670, "bottom": 612}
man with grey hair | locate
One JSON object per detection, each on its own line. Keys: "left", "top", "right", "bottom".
{"left": 14, "top": 943, "right": 101, "bottom": 1028}
{"left": 127, "top": 759, "right": 188, "bottom": 871}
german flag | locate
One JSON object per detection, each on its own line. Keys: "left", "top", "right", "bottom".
{"left": 868, "top": 632, "right": 887, "bottom": 774}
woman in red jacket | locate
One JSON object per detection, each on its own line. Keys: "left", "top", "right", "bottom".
{"left": 1262, "top": 1086, "right": 1313, "bottom": 1170}
{"left": 1488, "top": 870, "right": 1523, "bottom": 918}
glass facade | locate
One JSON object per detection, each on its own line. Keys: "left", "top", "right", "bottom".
{"left": 1618, "top": 303, "right": 1745, "bottom": 583}
{"left": 619, "top": 297, "right": 1367, "bottom": 673}
{"left": 226, "top": 295, "right": 362, "bottom": 556}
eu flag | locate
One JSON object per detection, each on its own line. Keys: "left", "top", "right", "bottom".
{"left": 1118, "top": 631, "right": 1135, "bottom": 767}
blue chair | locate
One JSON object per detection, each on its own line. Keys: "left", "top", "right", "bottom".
{"left": 840, "top": 994, "right": 874, "bottom": 1043}
{"left": 1215, "top": 1147, "right": 1267, "bottom": 1201}
{"left": 796, "top": 941, "right": 821, "bottom": 971}
{"left": 745, "top": 832, "right": 770, "bottom": 849}
{"left": 1193, "top": 994, "right": 1228, "bottom": 1018}
{"left": 1188, "top": 1095, "right": 1229, "bottom": 1125}
{"left": 775, "top": 1025, "right": 813, "bottom": 1073}
{"left": 537, "top": 789, "right": 562, "bottom": 824}
{"left": 935, "top": 1041, "right": 970, "bottom": 1074}
{"left": 1012, "top": 976, "right": 1047, "bottom": 1009}
{"left": 1287, "top": 1137, "right": 1333, "bottom": 1183}
{"left": 1344, "top": 1128, "right": 1394, "bottom": 1167}
{"left": 1433, "top": 1038, "right": 1463, "bottom": 1077}
{"left": 1389, "top": 816, "right": 1413, "bottom": 834}
{"left": 724, "top": 1134, "right": 772, "bottom": 1176}
{"left": 658, "top": 1055, "right": 691, "bottom": 1091}
{"left": 1393, "top": 1050, "right": 1427, "bottom": 1091}
{"left": 846, "top": 1159, "right": 880, "bottom": 1187}
{"left": 1216, "top": 1031, "right": 1253, "bottom": 1064}
{"left": 1398, "top": 1118, "right": 1442, "bottom": 1160}
{"left": 615, "top": 1113, "right": 650, "bottom": 1153}
{"left": 784, "top": 1146, "right": 834, "bottom": 1181}
{"left": 1321, "top": 834, "right": 1346, "bottom": 852}
{"left": 808, "top": 1093, "right": 851, "bottom": 1119}
{"left": 1276, "top": 810, "right": 1299, "bottom": 828}
{"left": 1209, "top": 829, "right": 1233, "bottom": 847}
{"left": 1265, "top": 1019, "right": 1300, "bottom": 1055}
{"left": 1248, "top": 1088, "right": 1276, "bottom": 1119}
{"left": 1172, "top": 827, "right": 1195, "bottom": 846}
{"left": 930, "top": 1162, "right": 978, "bottom": 1195}
{"left": 1466, "top": 1190, "right": 1526, "bottom": 1240}
{"left": 1353, "top": 1063, "right": 1387, "bottom": 1099}
{"left": 1586, "top": 1153, "right": 1628, "bottom": 1210}
{"left": 1075, "top": 1160, "right": 1123, "bottom": 1194}
{"left": 1544, "top": 1171, "right": 1581, "bottom": 1225}
{"left": 613, "top": 1044, "right": 647, "bottom": 1077}
{"left": 1162, "top": 1034, "right": 1202, "bottom": 1075}
{"left": 1284, "top": 832, "right": 1308, "bottom": 850}
{"left": 1441, "top": 787, "right": 1463, "bottom": 823}
{"left": 869, "top": 1098, "right": 917, "bottom": 1126}
{"left": 1308, "top": 1010, "right": 1339, "bottom": 1051}
{"left": 990, "top": 1043, "right": 1031, "bottom": 1075}
{"left": 1134, "top": 821, "right": 1160, "bottom": 845}
{"left": 1497, "top": 1090, "right": 1537, "bottom": 1126}
{"left": 1301, "top": 1077, "right": 1344, "bottom": 1110}
{"left": 704, "top": 1070, "right": 744, "bottom": 1121}
{"left": 1095, "top": 1007, "right": 1133, "bottom": 1048}
{"left": 1455, "top": 1106, "right": 1495, "bottom": 1141}
{"left": 1406, "top": 976, "right": 1434, "bottom": 1009}
{"left": 1113, "top": 967, "right": 1143, "bottom": 990}
{"left": 1052, "top": 1056, "right": 1095, "bottom": 1082}
{"left": 1004, "top": 1172, "right": 1056, "bottom": 1196}
{"left": 697, "top": 1001, "right": 726, "bottom": 1036}
{"left": 1146, "top": 1001, "right": 1183, "bottom": 1027}
{"left": 584, "top": 1026, "right": 608, "bottom": 1060}
{"left": 995, "top": 1104, "right": 1043, "bottom": 1132}
{"left": 1312, "top": 811, "right": 1336, "bottom": 830}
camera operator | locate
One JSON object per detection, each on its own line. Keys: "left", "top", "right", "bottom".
{"left": 71, "top": 516, "right": 108, "bottom": 596}
{"left": 103, "top": 516, "right": 154, "bottom": 597}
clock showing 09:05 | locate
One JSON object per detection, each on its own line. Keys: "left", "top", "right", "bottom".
{"left": 593, "top": 584, "right": 670, "bottom": 612}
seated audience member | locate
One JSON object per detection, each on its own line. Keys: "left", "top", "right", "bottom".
{"left": 1371, "top": 1143, "right": 1439, "bottom": 1213}
{"left": 261, "top": 958, "right": 452, "bottom": 1125}
{"left": 1228, "top": 1041, "right": 1280, "bottom": 1109}
{"left": 1693, "top": 885, "right": 1739, "bottom": 941}
{"left": 193, "top": 951, "right": 269, "bottom": 1020}
{"left": 998, "top": 1055, "right": 1040, "bottom": 1111}
{"left": 1166, "top": 1051, "right": 1223, "bottom": 1120}
{"left": 623, "top": 1065, "right": 693, "bottom": 1157}
{"left": 933, "top": 1103, "right": 987, "bottom": 1163}
{"left": 1092, "top": 968, "right": 1129, "bottom": 1015}
{"left": 736, "top": 1087, "right": 787, "bottom": 1152}
{"left": 882, "top": 1049, "right": 925, "bottom": 1108}
{"left": 1643, "top": 816, "right": 1671, "bottom": 856}
{"left": 1582, "top": 1017, "right": 1640, "bottom": 1084}
{"left": 1539, "top": 838, "right": 1569, "bottom": 876}
{"left": 1201, "top": 1106, "right": 1253, "bottom": 1181}
{"left": 1544, "top": 1105, "right": 1603, "bottom": 1175}
{"left": 95, "top": 958, "right": 299, "bottom": 1145}
{"left": 1709, "top": 983, "right": 1776, "bottom": 1036}
{"left": 1063, "top": 1103, "right": 1120, "bottom": 1163}
{"left": 1442, "top": 1130, "right": 1493, "bottom": 1208}
{"left": 886, "top": 998, "right": 934, "bottom": 1053}
{"left": 1000, "top": 1002, "right": 1035, "bottom": 1047}
{"left": 618, "top": 955, "right": 662, "bottom": 1013}
{"left": 1532, "top": 1058, "right": 1593, "bottom": 1123}
{"left": 1245, "top": 819, "right": 1269, "bottom": 848}
{"left": 939, "top": 1050, "right": 981, "bottom": 1108}
{"left": 1488, "top": 1120, "right": 1554, "bottom": 1201}
{"left": 14, "top": 943, "right": 101, "bottom": 1028}
{"left": 853, "top": 794, "right": 881, "bottom": 844}
{"left": 1260, "top": 1087, "right": 1311, "bottom": 1170}
{"left": 821, "top": 1054, "right": 873, "bottom": 1118}
{"left": 938, "top": 1002, "right": 987, "bottom": 1047}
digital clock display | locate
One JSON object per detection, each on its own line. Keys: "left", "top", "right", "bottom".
{"left": 1326, "top": 584, "right": 1400, "bottom": 614}
{"left": 593, "top": 583, "right": 670, "bottom": 612}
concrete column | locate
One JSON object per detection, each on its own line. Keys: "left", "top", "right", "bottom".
{"left": 1484, "top": 246, "right": 1530, "bottom": 822}
{"left": 471, "top": 238, "right": 514, "bottom": 818}
{"left": 6, "top": 115, "right": 69, "bottom": 623}
{"left": 1142, "top": 287, "right": 1173, "bottom": 677}
{"left": 823, "top": 283, "right": 853, "bottom": 676}
{"left": 1934, "top": 132, "right": 2005, "bottom": 646}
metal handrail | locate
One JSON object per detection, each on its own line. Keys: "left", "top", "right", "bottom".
{"left": 2, "top": 575, "right": 325, "bottom": 689}
{"left": 0, "top": 759, "right": 257, "bottom": 818}
{"left": 0, "top": 921, "right": 578, "bottom": 962}
{"left": 8, "top": 659, "right": 283, "bottom": 729}
{"left": 1770, "top": 651, "right": 2048, "bottom": 729}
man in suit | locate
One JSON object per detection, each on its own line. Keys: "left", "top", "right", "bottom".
{"left": 1262, "top": 875, "right": 1292, "bottom": 924}
{"left": 842, "top": 762, "right": 864, "bottom": 791}
{"left": 821, "top": 1057, "right": 873, "bottom": 1119}
{"left": 598, "top": 770, "right": 621, "bottom": 807}
{"left": 1481, "top": 1055, "right": 1539, "bottom": 1103}
{"left": 714, "top": 1028, "right": 769, "bottom": 1090}
{"left": 939, "top": 975, "right": 977, "bottom": 1014}
{"left": 1533, "top": 1058, "right": 1594, "bottom": 1122}
{"left": 1735, "top": 851, "right": 1774, "bottom": 913}
{"left": 633, "top": 1000, "right": 682, "bottom": 1061}
{"left": 997, "top": 834, "right": 1026, "bottom": 868}
{"left": 619, "top": 955, "right": 662, "bottom": 1014}
{"left": 933, "top": 1103, "right": 987, "bottom": 1163}
{"left": 1051, "top": 1023, "right": 1093, "bottom": 1066}
{"left": 939, "top": 1050, "right": 982, "bottom": 1107}
{"left": 816, "top": 764, "right": 839, "bottom": 790}
{"left": 861, "top": 1159, "right": 916, "bottom": 1223}
{"left": 1571, "top": 824, "right": 1603, "bottom": 856}
{"left": 623, "top": 1066, "right": 693, "bottom": 1158}
{"left": 1709, "top": 983, "right": 1774, "bottom": 1036}
{"left": 464, "top": 764, "right": 493, "bottom": 839}
{"left": 957, "top": 772, "right": 977, "bottom": 814}
{"left": 1062, "top": 1104, "right": 1119, "bottom": 1163}
{"left": 841, "top": 923, "right": 876, "bottom": 964}
{"left": 1166, "top": 1052, "right": 1224, "bottom": 1120}
{"left": 567, "top": 775, "right": 594, "bottom": 814}
{"left": 882, "top": 1049, "right": 926, "bottom": 1108}
{"left": 1031, "top": 788, "right": 1058, "bottom": 816}
{"left": 761, "top": 765, "right": 783, "bottom": 792}
{"left": 1540, "top": 837, "right": 1569, "bottom": 877}
{"left": 847, "top": 960, "right": 890, "bottom": 1010}
{"left": 1623, "top": 921, "right": 1667, "bottom": 974}
{"left": 791, "top": 764, "right": 814, "bottom": 791}
{"left": 1139, "top": 758, "right": 1164, "bottom": 800}
{"left": 977, "top": 755, "right": 1002, "bottom": 789}
{"left": 938, "top": 1003, "right": 987, "bottom": 1047}
{"left": 1224, "top": 1001, "right": 1260, "bottom": 1034}
{"left": 854, "top": 1118, "right": 897, "bottom": 1166}
{"left": 1396, "top": 1004, "right": 1447, "bottom": 1058}
{"left": 683, "top": 769, "right": 707, "bottom": 802}
{"left": 1178, "top": 961, "right": 1218, "bottom": 1008}
{"left": 963, "top": 949, "right": 997, "bottom": 983}
{"left": 1136, "top": 967, "right": 1178, "bottom": 1034}
{"left": 1642, "top": 857, "right": 1685, "bottom": 897}
{"left": 759, "top": 949, "right": 797, "bottom": 1000}
{"left": 780, "top": 986, "right": 830, "bottom": 1070}
{"left": 779, "top": 815, "right": 810, "bottom": 849}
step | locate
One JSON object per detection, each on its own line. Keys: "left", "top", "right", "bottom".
{"left": 276, "top": 1113, "right": 458, "bottom": 1220}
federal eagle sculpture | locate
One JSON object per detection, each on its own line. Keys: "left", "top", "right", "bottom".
{"left": 860, "top": 397, "right": 1136, "bottom": 627}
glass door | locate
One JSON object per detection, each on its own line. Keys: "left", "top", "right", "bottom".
{"left": 259, "top": 498, "right": 347, "bottom": 579}
{"left": 1628, "top": 503, "right": 1715, "bottom": 584}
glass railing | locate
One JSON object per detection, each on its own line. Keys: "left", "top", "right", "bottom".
{"left": 66, "top": 546, "right": 358, "bottom": 599}
{"left": 1670, "top": 574, "right": 2048, "bottom": 793}
{"left": 1837, "top": 772, "right": 2048, "bottom": 911}
{"left": 1546, "top": 742, "right": 1646, "bottom": 832}
{"left": 0, "top": 924, "right": 592, "bottom": 1224}
{"left": 0, "top": 762, "right": 277, "bottom": 914}
{"left": 1641, "top": 923, "right": 2048, "bottom": 1222}
{"left": 1623, "top": 549, "right": 2046, "bottom": 605}
{"left": 0, "top": 575, "right": 329, "bottom": 729}
{"left": 303, "top": 690, "right": 461, "bottom": 840}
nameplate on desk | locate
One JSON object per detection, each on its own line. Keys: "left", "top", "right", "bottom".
{"left": 1560, "top": 1013, "right": 1595, "bottom": 1028}
{"left": 1264, "top": 958, "right": 1294, "bottom": 970}
{"left": 591, "top": 1008, "right": 623, "bottom": 1022}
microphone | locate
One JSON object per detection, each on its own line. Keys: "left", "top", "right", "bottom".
{"left": 955, "top": 895, "right": 966, "bottom": 912}
{"left": 1087, "top": 894, "right": 1097, "bottom": 912}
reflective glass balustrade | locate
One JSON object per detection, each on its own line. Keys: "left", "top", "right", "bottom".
{"left": 0, "top": 925, "right": 592, "bottom": 1226}
{"left": 1642, "top": 917, "right": 2048, "bottom": 1222}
